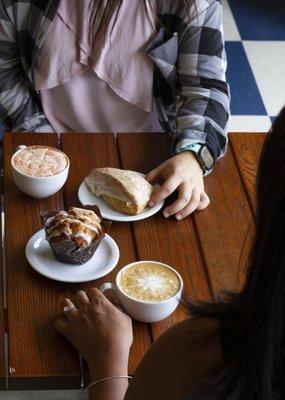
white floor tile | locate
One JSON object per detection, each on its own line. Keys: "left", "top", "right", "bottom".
{"left": 228, "top": 116, "right": 272, "bottom": 132}
{"left": 243, "top": 41, "right": 285, "bottom": 117}
{"left": 221, "top": 0, "right": 241, "bottom": 41}
{"left": 0, "top": 391, "right": 85, "bottom": 400}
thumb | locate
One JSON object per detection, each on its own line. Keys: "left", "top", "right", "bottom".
{"left": 54, "top": 316, "right": 69, "bottom": 337}
{"left": 197, "top": 192, "right": 210, "bottom": 211}
{"left": 146, "top": 165, "right": 162, "bottom": 184}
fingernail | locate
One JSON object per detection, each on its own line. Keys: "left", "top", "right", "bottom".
{"left": 164, "top": 212, "right": 169, "bottom": 218}
{"left": 176, "top": 215, "right": 183, "bottom": 221}
{"left": 149, "top": 202, "right": 155, "bottom": 207}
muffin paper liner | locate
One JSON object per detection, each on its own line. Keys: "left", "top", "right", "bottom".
{"left": 41, "top": 205, "right": 111, "bottom": 265}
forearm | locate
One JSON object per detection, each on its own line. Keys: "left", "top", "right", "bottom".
{"left": 175, "top": 81, "right": 230, "bottom": 161}
{"left": 89, "top": 378, "right": 129, "bottom": 400}
{"left": 176, "top": 0, "right": 230, "bottom": 161}
{"left": 88, "top": 354, "right": 130, "bottom": 400}
{"left": 0, "top": 78, "right": 53, "bottom": 133}
{"left": 0, "top": 3, "right": 53, "bottom": 133}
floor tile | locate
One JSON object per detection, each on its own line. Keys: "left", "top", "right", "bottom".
{"left": 225, "top": 42, "right": 267, "bottom": 116}
{"left": 228, "top": 0, "right": 285, "bottom": 40}
{"left": 228, "top": 115, "right": 271, "bottom": 132}
{"left": 221, "top": 0, "right": 241, "bottom": 41}
{"left": 243, "top": 41, "right": 285, "bottom": 116}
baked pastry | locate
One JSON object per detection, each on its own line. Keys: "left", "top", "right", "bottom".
{"left": 85, "top": 168, "right": 154, "bottom": 215}
{"left": 41, "top": 206, "right": 110, "bottom": 265}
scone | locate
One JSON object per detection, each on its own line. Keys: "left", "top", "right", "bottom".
{"left": 41, "top": 206, "right": 110, "bottom": 265}
{"left": 85, "top": 168, "right": 154, "bottom": 215}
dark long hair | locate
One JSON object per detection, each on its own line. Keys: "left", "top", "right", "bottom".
{"left": 190, "top": 108, "right": 285, "bottom": 400}
{"left": 88, "top": 0, "right": 122, "bottom": 43}
{"left": 89, "top": 0, "right": 195, "bottom": 42}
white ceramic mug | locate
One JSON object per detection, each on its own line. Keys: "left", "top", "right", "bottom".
{"left": 100, "top": 261, "right": 183, "bottom": 323}
{"left": 11, "top": 145, "right": 70, "bottom": 199}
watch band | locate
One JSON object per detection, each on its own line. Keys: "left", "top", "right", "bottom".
{"left": 178, "top": 143, "right": 214, "bottom": 174}
{"left": 184, "top": 143, "right": 202, "bottom": 153}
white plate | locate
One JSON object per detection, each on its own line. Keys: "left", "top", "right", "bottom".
{"left": 25, "top": 229, "right": 119, "bottom": 283}
{"left": 78, "top": 173, "right": 164, "bottom": 222}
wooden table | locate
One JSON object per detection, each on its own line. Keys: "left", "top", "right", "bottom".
{"left": 1, "top": 132, "right": 265, "bottom": 390}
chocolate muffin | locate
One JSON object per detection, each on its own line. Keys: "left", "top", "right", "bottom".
{"left": 41, "top": 206, "right": 110, "bottom": 265}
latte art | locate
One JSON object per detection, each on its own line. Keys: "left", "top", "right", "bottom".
{"left": 13, "top": 146, "right": 68, "bottom": 177}
{"left": 119, "top": 263, "right": 180, "bottom": 302}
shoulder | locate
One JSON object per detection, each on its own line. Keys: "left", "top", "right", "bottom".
{"left": 155, "top": 0, "right": 222, "bottom": 37}
{"left": 156, "top": 317, "right": 221, "bottom": 345}
{"left": 155, "top": 0, "right": 220, "bottom": 18}
{"left": 125, "top": 318, "right": 222, "bottom": 400}
{"left": 146, "top": 317, "right": 222, "bottom": 370}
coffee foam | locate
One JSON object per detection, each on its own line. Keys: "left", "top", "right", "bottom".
{"left": 118, "top": 263, "right": 180, "bottom": 302}
{"left": 13, "top": 146, "right": 68, "bottom": 177}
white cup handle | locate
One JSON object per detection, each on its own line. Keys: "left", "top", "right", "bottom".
{"left": 175, "top": 293, "right": 182, "bottom": 302}
{"left": 99, "top": 282, "right": 116, "bottom": 294}
{"left": 15, "top": 145, "right": 27, "bottom": 153}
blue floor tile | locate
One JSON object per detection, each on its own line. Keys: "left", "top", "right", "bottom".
{"left": 226, "top": 42, "right": 267, "bottom": 116}
{"left": 228, "top": 0, "right": 285, "bottom": 40}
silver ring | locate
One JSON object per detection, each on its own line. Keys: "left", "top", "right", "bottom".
{"left": 63, "top": 305, "right": 76, "bottom": 315}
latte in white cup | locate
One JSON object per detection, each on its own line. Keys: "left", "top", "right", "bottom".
{"left": 11, "top": 145, "right": 70, "bottom": 199}
{"left": 118, "top": 262, "right": 180, "bottom": 302}
{"left": 100, "top": 261, "right": 183, "bottom": 323}
{"left": 12, "top": 145, "right": 68, "bottom": 177}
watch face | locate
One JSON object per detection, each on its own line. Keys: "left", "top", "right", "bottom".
{"left": 200, "top": 146, "right": 214, "bottom": 169}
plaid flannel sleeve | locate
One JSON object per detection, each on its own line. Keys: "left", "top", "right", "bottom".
{"left": 174, "top": 0, "right": 230, "bottom": 162}
{"left": 0, "top": 2, "right": 53, "bottom": 132}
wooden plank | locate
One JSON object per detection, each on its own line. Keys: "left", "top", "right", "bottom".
{"left": 0, "top": 146, "right": 6, "bottom": 389}
{"left": 60, "top": 133, "right": 151, "bottom": 374}
{"left": 230, "top": 133, "right": 266, "bottom": 211}
{"left": 117, "top": 133, "right": 213, "bottom": 340}
{"left": 4, "top": 133, "right": 81, "bottom": 389}
{"left": 193, "top": 136, "right": 254, "bottom": 295}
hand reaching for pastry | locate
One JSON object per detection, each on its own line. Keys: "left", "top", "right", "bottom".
{"left": 146, "top": 152, "right": 210, "bottom": 220}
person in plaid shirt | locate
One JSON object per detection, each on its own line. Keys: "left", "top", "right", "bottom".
{"left": 0, "top": 0, "right": 230, "bottom": 219}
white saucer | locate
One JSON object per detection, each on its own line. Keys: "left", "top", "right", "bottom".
{"left": 78, "top": 173, "right": 164, "bottom": 222}
{"left": 26, "top": 229, "right": 119, "bottom": 283}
